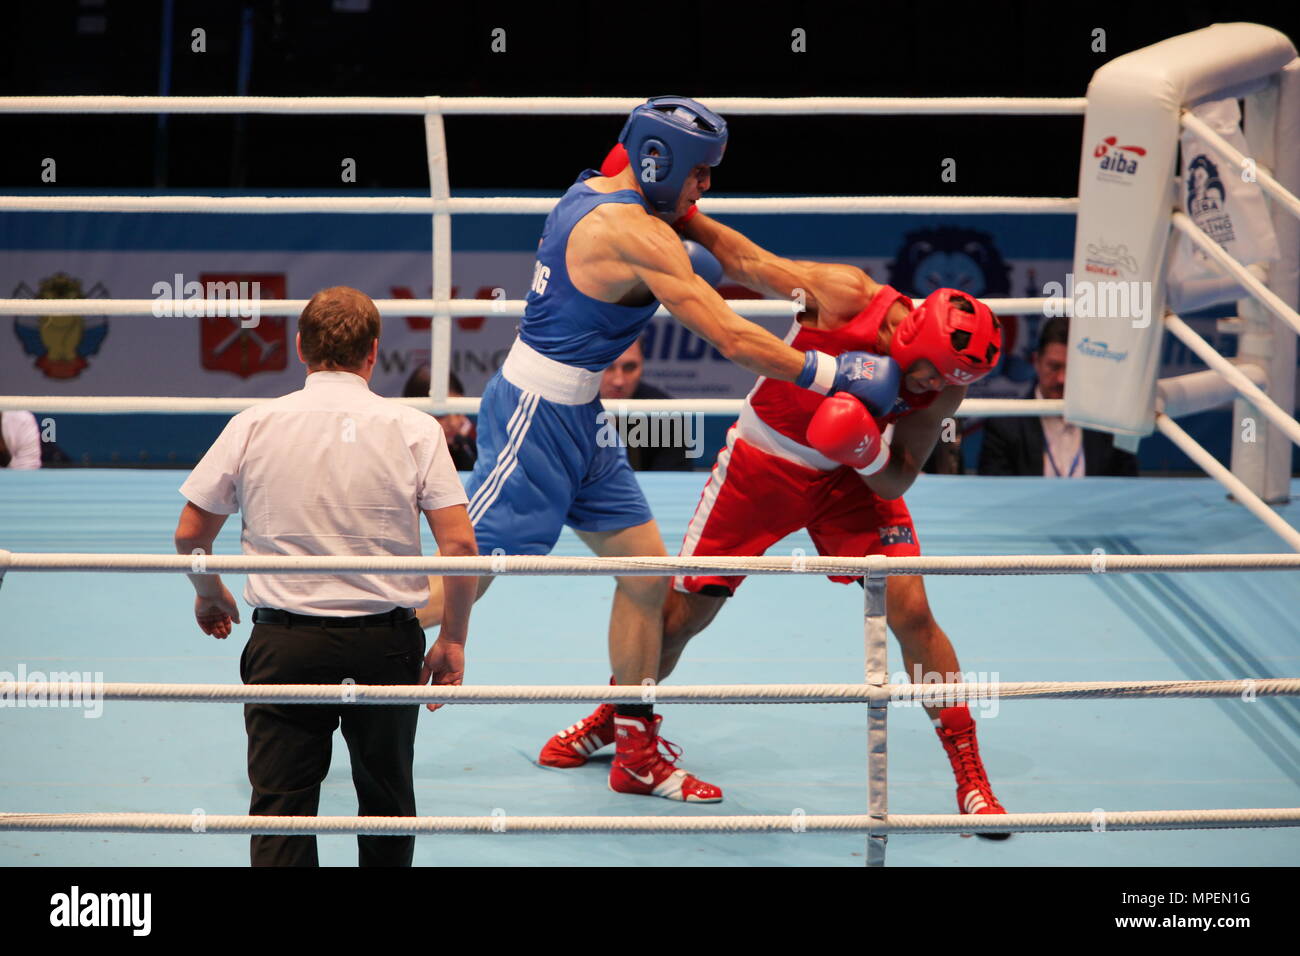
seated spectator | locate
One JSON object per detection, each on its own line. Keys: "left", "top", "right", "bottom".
{"left": 0, "top": 411, "right": 41, "bottom": 469}
{"left": 978, "top": 316, "right": 1138, "bottom": 477}
{"left": 402, "top": 367, "right": 478, "bottom": 471}
{"left": 601, "top": 337, "right": 694, "bottom": 471}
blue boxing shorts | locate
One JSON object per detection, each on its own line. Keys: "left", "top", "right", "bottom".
{"left": 464, "top": 344, "right": 653, "bottom": 555}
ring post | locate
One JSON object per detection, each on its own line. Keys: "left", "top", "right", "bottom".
{"left": 864, "top": 565, "right": 889, "bottom": 866}
{"left": 424, "top": 96, "right": 452, "bottom": 412}
{"left": 1232, "top": 58, "right": 1300, "bottom": 504}
{"left": 1065, "top": 24, "right": 1296, "bottom": 441}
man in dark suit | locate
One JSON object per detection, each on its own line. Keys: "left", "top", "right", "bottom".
{"left": 600, "top": 336, "right": 695, "bottom": 471}
{"left": 978, "top": 316, "right": 1138, "bottom": 477}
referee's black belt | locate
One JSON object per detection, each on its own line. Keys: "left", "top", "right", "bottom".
{"left": 252, "top": 607, "right": 416, "bottom": 628}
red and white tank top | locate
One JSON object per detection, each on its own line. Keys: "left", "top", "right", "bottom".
{"left": 741, "top": 284, "right": 940, "bottom": 471}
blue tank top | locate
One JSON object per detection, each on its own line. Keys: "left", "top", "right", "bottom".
{"left": 520, "top": 169, "right": 660, "bottom": 371}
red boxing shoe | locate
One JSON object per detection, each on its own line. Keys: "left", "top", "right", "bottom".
{"left": 935, "top": 706, "right": 1010, "bottom": 841}
{"left": 538, "top": 703, "right": 617, "bottom": 768}
{"left": 609, "top": 714, "right": 723, "bottom": 803}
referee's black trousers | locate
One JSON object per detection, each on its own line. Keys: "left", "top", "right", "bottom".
{"left": 240, "top": 615, "right": 425, "bottom": 867}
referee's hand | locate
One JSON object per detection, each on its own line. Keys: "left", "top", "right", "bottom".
{"left": 194, "top": 586, "right": 240, "bottom": 639}
{"left": 420, "top": 638, "right": 465, "bottom": 713}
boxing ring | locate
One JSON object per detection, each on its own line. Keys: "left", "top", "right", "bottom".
{"left": 3, "top": 23, "right": 1300, "bottom": 866}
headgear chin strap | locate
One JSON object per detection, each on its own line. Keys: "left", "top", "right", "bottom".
{"left": 891, "top": 289, "right": 1003, "bottom": 386}
{"left": 616, "top": 96, "right": 728, "bottom": 213}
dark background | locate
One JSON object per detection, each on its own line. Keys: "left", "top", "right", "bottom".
{"left": 3, "top": 0, "right": 1300, "bottom": 195}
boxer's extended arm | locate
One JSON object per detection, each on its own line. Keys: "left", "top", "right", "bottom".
{"left": 611, "top": 217, "right": 806, "bottom": 381}
{"left": 862, "top": 385, "right": 966, "bottom": 500}
{"left": 680, "top": 212, "right": 878, "bottom": 319}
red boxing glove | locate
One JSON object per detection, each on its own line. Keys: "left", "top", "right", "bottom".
{"left": 806, "top": 393, "right": 891, "bottom": 476}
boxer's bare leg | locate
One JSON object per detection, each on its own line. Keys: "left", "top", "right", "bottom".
{"left": 578, "top": 521, "right": 721, "bottom": 802}
{"left": 885, "top": 574, "right": 961, "bottom": 722}
{"left": 575, "top": 521, "right": 669, "bottom": 685}
{"left": 659, "top": 588, "right": 727, "bottom": 681}
{"left": 887, "top": 573, "right": 1007, "bottom": 830}
{"left": 416, "top": 562, "right": 494, "bottom": 630}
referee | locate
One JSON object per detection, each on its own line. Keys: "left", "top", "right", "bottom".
{"left": 173, "top": 286, "right": 477, "bottom": 867}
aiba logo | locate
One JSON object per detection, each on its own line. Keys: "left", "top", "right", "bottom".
{"left": 1186, "top": 155, "right": 1226, "bottom": 216}
{"left": 1184, "top": 155, "right": 1236, "bottom": 248}
{"left": 1094, "top": 136, "right": 1146, "bottom": 184}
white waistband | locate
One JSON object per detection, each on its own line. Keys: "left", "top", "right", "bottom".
{"left": 737, "top": 402, "right": 840, "bottom": 472}
{"left": 500, "top": 338, "right": 602, "bottom": 405}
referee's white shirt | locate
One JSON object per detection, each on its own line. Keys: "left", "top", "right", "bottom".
{"left": 180, "top": 370, "right": 469, "bottom": 616}
{"left": 1, "top": 411, "right": 42, "bottom": 470}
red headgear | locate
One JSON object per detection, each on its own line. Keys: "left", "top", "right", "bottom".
{"left": 890, "top": 289, "right": 1002, "bottom": 386}
{"left": 600, "top": 143, "right": 630, "bottom": 176}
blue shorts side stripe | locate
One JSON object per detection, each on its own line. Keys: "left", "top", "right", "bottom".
{"left": 467, "top": 389, "right": 538, "bottom": 523}
{"left": 467, "top": 391, "right": 540, "bottom": 525}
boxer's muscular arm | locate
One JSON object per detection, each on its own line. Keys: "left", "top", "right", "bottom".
{"left": 609, "top": 213, "right": 806, "bottom": 380}
{"left": 681, "top": 212, "right": 878, "bottom": 320}
{"left": 862, "top": 384, "right": 966, "bottom": 499}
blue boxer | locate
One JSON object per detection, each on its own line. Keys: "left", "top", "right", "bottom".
{"left": 464, "top": 168, "right": 659, "bottom": 553}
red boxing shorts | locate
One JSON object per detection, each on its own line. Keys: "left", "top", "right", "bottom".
{"left": 674, "top": 426, "right": 921, "bottom": 596}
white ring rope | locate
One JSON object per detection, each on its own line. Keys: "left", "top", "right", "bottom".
{"left": 0, "top": 296, "right": 1067, "bottom": 318}
{"left": 0, "top": 195, "right": 1080, "bottom": 215}
{"left": 1171, "top": 211, "right": 1300, "bottom": 337}
{"left": 1180, "top": 109, "right": 1300, "bottom": 222}
{"left": 2, "top": 679, "right": 1294, "bottom": 706}
{"left": 1155, "top": 414, "right": 1300, "bottom": 552}
{"left": 0, "top": 396, "right": 1065, "bottom": 417}
{"left": 0, "top": 808, "right": 1292, "bottom": 836}
{"left": 1164, "top": 313, "right": 1300, "bottom": 449}
{"left": 1158, "top": 211, "right": 1300, "bottom": 551}
{"left": 0, "top": 95, "right": 1089, "bottom": 115}
{"left": 3, "top": 551, "right": 1297, "bottom": 575}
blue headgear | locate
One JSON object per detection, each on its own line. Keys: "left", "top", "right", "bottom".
{"left": 617, "top": 96, "right": 728, "bottom": 213}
